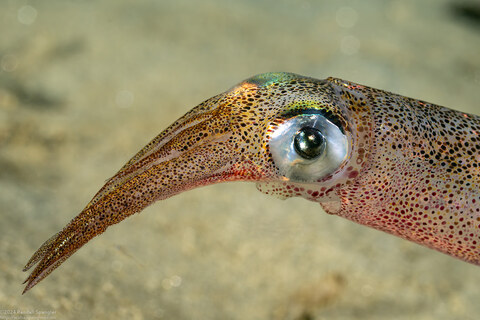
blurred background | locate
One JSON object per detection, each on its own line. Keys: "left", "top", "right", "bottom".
{"left": 1, "top": 0, "right": 479, "bottom": 319}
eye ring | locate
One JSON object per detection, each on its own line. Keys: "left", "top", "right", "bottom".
{"left": 293, "top": 127, "right": 326, "bottom": 160}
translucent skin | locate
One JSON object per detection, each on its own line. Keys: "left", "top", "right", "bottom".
{"left": 22, "top": 72, "right": 480, "bottom": 293}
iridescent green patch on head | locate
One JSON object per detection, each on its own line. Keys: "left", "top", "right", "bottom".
{"left": 244, "top": 72, "right": 300, "bottom": 87}
{"left": 279, "top": 101, "right": 348, "bottom": 134}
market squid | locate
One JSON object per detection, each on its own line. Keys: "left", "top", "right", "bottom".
{"left": 22, "top": 72, "right": 480, "bottom": 293}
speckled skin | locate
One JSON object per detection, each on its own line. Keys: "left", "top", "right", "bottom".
{"left": 23, "top": 72, "right": 480, "bottom": 293}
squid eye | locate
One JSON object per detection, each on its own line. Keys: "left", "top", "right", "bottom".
{"left": 293, "top": 127, "right": 326, "bottom": 160}
{"left": 268, "top": 112, "right": 349, "bottom": 182}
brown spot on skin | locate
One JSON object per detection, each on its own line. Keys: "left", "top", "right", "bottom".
{"left": 348, "top": 170, "right": 359, "bottom": 179}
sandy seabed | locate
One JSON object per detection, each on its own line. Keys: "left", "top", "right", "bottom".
{"left": 1, "top": 0, "right": 480, "bottom": 319}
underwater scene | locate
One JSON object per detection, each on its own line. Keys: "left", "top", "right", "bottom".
{"left": 1, "top": 0, "right": 480, "bottom": 319}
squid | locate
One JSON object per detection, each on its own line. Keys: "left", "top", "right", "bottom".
{"left": 22, "top": 72, "right": 480, "bottom": 293}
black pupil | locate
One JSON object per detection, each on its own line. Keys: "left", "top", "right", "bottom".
{"left": 293, "top": 127, "right": 326, "bottom": 160}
